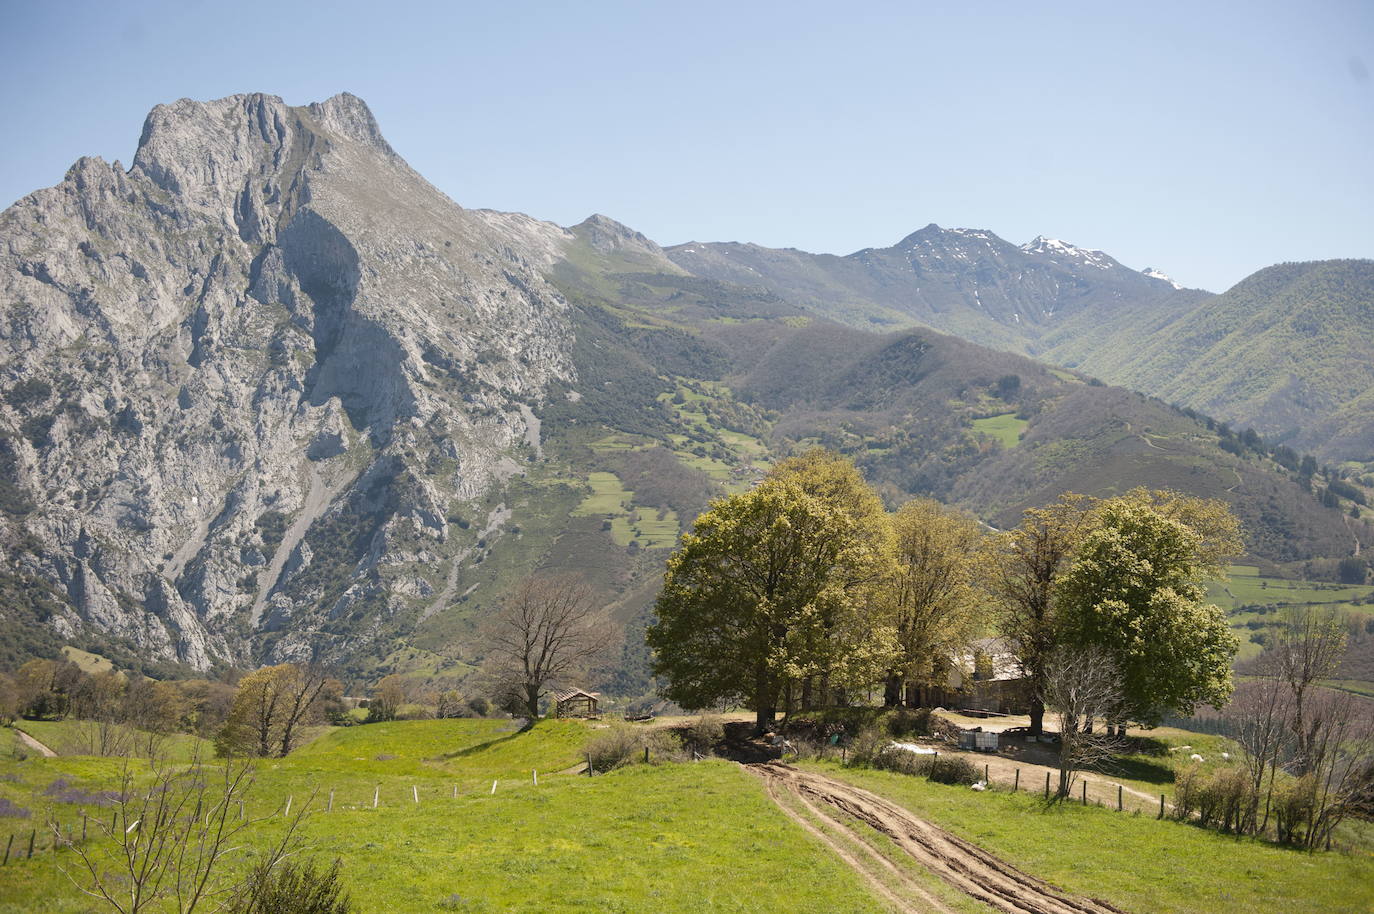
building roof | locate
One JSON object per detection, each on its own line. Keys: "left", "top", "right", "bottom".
{"left": 552, "top": 687, "right": 600, "bottom": 703}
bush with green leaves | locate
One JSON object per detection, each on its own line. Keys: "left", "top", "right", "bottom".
{"left": 585, "top": 725, "right": 684, "bottom": 771}
{"left": 233, "top": 857, "right": 353, "bottom": 914}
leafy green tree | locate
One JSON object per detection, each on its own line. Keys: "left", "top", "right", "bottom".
{"left": 1055, "top": 501, "right": 1239, "bottom": 728}
{"left": 984, "top": 494, "right": 1093, "bottom": 734}
{"left": 882, "top": 498, "right": 985, "bottom": 706}
{"left": 217, "top": 664, "right": 334, "bottom": 758}
{"left": 648, "top": 476, "right": 891, "bottom": 732}
{"left": 767, "top": 448, "right": 893, "bottom": 710}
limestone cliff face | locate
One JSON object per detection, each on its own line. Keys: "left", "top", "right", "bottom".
{"left": 0, "top": 93, "right": 572, "bottom": 670}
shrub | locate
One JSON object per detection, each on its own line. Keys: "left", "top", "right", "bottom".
{"left": 845, "top": 727, "right": 891, "bottom": 767}
{"left": 233, "top": 857, "right": 353, "bottom": 914}
{"left": 1174, "top": 766, "right": 1255, "bottom": 834}
{"left": 845, "top": 730, "right": 979, "bottom": 786}
{"left": 683, "top": 715, "right": 724, "bottom": 755}
{"left": 585, "top": 725, "right": 685, "bottom": 771}
{"left": 882, "top": 707, "right": 932, "bottom": 738}
{"left": 1273, "top": 775, "right": 1317, "bottom": 846}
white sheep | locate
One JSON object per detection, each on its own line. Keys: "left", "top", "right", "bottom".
{"left": 1190, "top": 753, "right": 1205, "bottom": 763}
{"left": 970, "top": 781, "right": 987, "bottom": 791}
{"left": 1221, "top": 751, "right": 1230, "bottom": 761}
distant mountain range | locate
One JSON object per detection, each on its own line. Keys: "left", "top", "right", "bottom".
{"left": 0, "top": 92, "right": 1368, "bottom": 689}
{"left": 666, "top": 226, "right": 1373, "bottom": 461}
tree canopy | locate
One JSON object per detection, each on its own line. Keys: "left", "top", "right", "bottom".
{"left": 647, "top": 472, "right": 891, "bottom": 731}
{"left": 1055, "top": 500, "right": 1239, "bottom": 726}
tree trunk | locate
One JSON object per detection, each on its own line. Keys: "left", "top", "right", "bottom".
{"left": 883, "top": 674, "right": 902, "bottom": 707}
{"left": 524, "top": 683, "right": 541, "bottom": 720}
{"left": 753, "top": 665, "right": 776, "bottom": 734}
{"left": 1028, "top": 694, "right": 1045, "bottom": 736}
{"left": 800, "top": 677, "right": 814, "bottom": 711}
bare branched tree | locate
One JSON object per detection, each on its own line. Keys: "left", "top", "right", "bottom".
{"left": 1297, "top": 688, "right": 1374, "bottom": 849}
{"left": 481, "top": 574, "right": 610, "bottom": 719}
{"left": 1229, "top": 669, "right": 1293, "bottom": 834}
{"left": 50, "top": 751, "right": 310, "bottom": 914}
{"left": 1272, "top": 607, "right": 1347, "bottom": 774}
{"left": 1041, "top": 647, "right": 1124, "bottom": 798}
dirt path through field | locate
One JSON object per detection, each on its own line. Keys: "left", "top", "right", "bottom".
{"left": 13, "top": 727, "right": 57, "bottom": 757}
{"left": 751, "top": 762, "right": 1127, "bottom": 914}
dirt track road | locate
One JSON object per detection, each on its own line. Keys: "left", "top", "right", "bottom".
{"left": 752, "top": 762, "right": 1126, "bottom": 914}
{"left": 13, "top": 727, "right": 57, "bottom": 757}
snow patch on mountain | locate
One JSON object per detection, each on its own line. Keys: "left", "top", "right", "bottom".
{"left": 1021, "top": 236, "right": 1112, "bottom": 270}
{"left": 1142, "top": 267, "right": 1184, "bottom": 290}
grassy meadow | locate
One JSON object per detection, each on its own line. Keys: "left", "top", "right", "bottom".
{"left": 3, "top": 718, "right": 1371, "bottom": 913}
{"left": 0, "top": 720, "right": 885, "bottom": 914}
{"left": 815, "top": 761, "right": 1374, "bottom": 914}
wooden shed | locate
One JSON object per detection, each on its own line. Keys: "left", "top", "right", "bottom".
{"left": 552, "top": 687, "right": 600, "bottom": 719}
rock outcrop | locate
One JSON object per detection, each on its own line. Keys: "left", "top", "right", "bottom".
{"left": 0, "top": 93, "right": 572, "bottom": 670}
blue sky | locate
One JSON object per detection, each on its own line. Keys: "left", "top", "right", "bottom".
{"left": 2, "top": 0, "right": 1370, "bottom": 291}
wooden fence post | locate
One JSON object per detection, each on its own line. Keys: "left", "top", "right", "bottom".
{"left": 1159, "top": 794, "right": 1165, "bottom": 819}
{"left": 490, "top": 780, "right": 497, "bottom": 795}
{"left": 644, "top": 746, "right": 650, "bottom": 764}
{"left": 532, "top": 770, "right": 538, "bottom": 786}
{"left": 1118, "top": 784, "right": 1123, "bottom": 812}
{"left": 82, "top": 813, "right": 87, "bottom": 842}
{"left": 283, "top": 796, "right": 292, "bottom": 819}
{"left": 373, "top": 786, "right": 379, "bottom": 809}
{"left": 1082, "top": 781, "right": 1087, "bottom": 806}
{"left": 3, "top": 833, "right": 12, "bottom": 865}
{"left": 452, "top": 784, "right": 458, "bottom": 799}
{"left": 984, "top": 764, "right": 989, "bottom": 785}
{"left": 412, "top": 785, "right": 419, "bottom": 804}
{"left": 328, "top": 789, "right": 334, "bottom": 813}
{"left": 1014, "top": 769, "right": 1019, "bottom": 792}
{"left": 27, "top": 829, "right": 35, "bottom": 858}
{"left": 587, "top": 754, "right": 593, "bottom": 777}
{"left": 1044, "top": 771, "right": 1050, "bottom": 798}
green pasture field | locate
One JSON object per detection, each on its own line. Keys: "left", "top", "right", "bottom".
{"left": 0, "top": 720, "right": 885, "bottom": 914}
{"left": 1208, "top": 565, "right": 1374, "bottom": 612}
{"left": 971, "top": 412, "right": 1028, "bottom": 449}
{"left": 1207, "top": 564, "right": 1374, "bottom": 664}
{"left": 814, "top": 761, "right": 1374, "bottom": 914}
{"left": 569, "top": 471, "right": 679, "bottom": 548}
{"left": 3, "top": 718, "right": 1372, "bottom": 913}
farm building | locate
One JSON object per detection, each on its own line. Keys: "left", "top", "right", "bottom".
{"left": 930, "top": 637, "right": 1032, "bottom": 715}
{"left": 551, "top": 687, "right": 600, "bottom": 718}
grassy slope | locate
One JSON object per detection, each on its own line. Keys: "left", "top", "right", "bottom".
{"left": 3, "top": 719, "right": 1372, "bottom": 912}
{"left": 0, "top": 720, "right": 885, "bottom": 914}
{"left": 813, "top": 762, "right": 1374, "bottom": 914}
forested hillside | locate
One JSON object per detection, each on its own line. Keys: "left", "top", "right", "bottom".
{"left": 1041, "top": 259, "right": 1374, "bottom": 460}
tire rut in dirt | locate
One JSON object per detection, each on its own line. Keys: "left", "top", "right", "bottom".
{"left": 752, "top": 763, "right": 1128, "bottom": 914}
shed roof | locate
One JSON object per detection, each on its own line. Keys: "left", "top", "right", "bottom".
{"left": 552, "top": 687, "right": 600, "bottom": 703}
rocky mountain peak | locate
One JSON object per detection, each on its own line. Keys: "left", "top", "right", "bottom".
{"left": 572, "top": 213, "right": 666, "bottom": 258}
{"left": 0, "top": 91, "right": 574, "bottom": 671}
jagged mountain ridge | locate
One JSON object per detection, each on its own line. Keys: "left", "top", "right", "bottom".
{"left": 0, "top": 93, "right": 572, "bottom": 671}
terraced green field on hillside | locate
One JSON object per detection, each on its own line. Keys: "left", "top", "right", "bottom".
{"left": 570, "top": 471, "right": 680, "bottom": 548}
{"left": 1208, "top": 564, "right": 1374, "bottom": 663}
